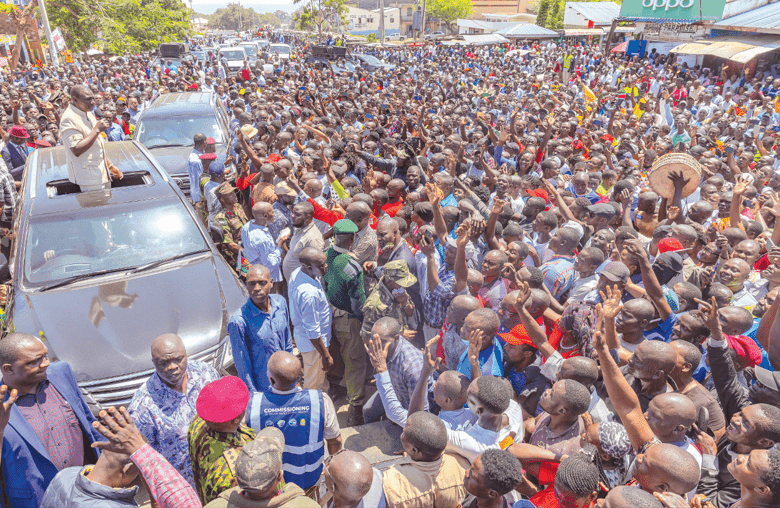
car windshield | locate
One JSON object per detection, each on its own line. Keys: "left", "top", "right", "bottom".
{"left": 257, "top": 40, "right": 270, "bottom": 48}
{"left": 221, "top": 50, "right": 244, "bottom": 60}
{"left": 135, "top": 115, "right": 224, "bottom": 148}
{"left": 24, "top": 199, "right": 208, "bottom": 288}
{"left": 240, "top": 45, "right": 257, "bottom": 56}
{"left": 270, "top": 46, "right": 290, "bottom": 54}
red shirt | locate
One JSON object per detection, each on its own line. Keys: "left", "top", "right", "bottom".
{"left": 382, "top": 200, "right": 404, "bottom": 218}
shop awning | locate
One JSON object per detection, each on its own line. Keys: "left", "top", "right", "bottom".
{"left": 670, "top": 35, "right": 780, "bottom": 63}
{"left": 562, "top": 28, "right": 604, "bottom": 36}
{"left": 461, "top": 34, "right": 509, "bottom": 45}
{"left": 611, "top": 41, "right": 628, "bottom": 53}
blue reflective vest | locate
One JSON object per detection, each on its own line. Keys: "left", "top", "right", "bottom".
{"left": 247, "top": 389, "right": 325, "bottom": 489}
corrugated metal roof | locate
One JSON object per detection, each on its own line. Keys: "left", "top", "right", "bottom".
{"left": 461, "top": 33, "right": 510, "bottom": 45}
{"left": 566, "top": 2, "right": 622, "bottom": 25}
{"left": 497, "top": 24, "right": 559, "bottom": 38}
{"left": 670, "top": 35, "right": 780, "bottom": 63}
{"left": 714, "top": 1, "right": 780, "bottom": 33}
{"left": 457, "top": 19, "right": 494, "bottom": 30}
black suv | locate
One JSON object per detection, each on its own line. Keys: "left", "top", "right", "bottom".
{"left": 134, "top": 92, "right": 234, "bottom": 198}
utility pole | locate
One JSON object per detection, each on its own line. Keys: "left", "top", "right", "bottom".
{"left": 421, "top": 0, "right": 427, "bottom": 41}
{"left": 379, "top": 0, "right": 385, "bottom": 45}
{"left": 37, "top": 0, "right": 59, "bottom": 66}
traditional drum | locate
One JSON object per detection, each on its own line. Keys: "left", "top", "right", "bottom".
{"left": 647, "top": 153, "right": 702, "bottom": 200}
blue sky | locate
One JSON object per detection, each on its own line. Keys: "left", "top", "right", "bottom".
{"left": 190, "top": 0, "right": 298, "bottom": 15}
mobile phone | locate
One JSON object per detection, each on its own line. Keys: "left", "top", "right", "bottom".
{"left": 413, "top": 95, "right": 422, "bottom": 101}
{"left": 365, "top": 113, "right": 374, "bottom": 119}
{"left": 392, "top": 287, "right": 407, "bottom": 297}
{"left": 697, "top": 407, "right": 709, "bottom": 436}
{"left": 467, "top": 112, "right": 477, "bottom": 119}
{"left": 592, "top": 119, "right": 603, "bottom": 127}
{"left": 381, "top": 103, "right": 390, "bottom": 110}
{"left": 725, "top": 144, "right": 735, "bottom": 154}
{"left": 750, "top": 118, "right": 760, "bottom": 125}
{"left": 576, "top": 127, "right": 585, "bottom": 135}
{"left": 428, "top": 109, "right": 436, "bottom": 114}
{"left": 772, "top": 125, "right": 780, "bottom": 132}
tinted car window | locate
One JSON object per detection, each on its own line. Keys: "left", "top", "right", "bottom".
{"left": 136, "top": 115, "right": 224, "bottom": 148}
{"left": 240, "top": 45, "right": 257, "bottom": 57}
{"left": 220, "top": 50, "right": 245, "bottom": 60}
{"left": 24, "top": 198, "right": 208, "bottom": 287}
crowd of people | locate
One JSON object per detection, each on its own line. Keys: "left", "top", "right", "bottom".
{"left": 0, "top": 30, "right": 779, "bottom": 508}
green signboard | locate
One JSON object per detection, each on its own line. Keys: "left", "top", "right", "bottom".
{"left": 620, "top": 0, "right": 728, "bottom": 22}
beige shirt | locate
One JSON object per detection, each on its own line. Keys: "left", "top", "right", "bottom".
{"left": 282, "top": 221, "right": 324, "bottom": 281}
{"left": 382, "top": 455, "right": 466, "bottom": 508}
{"left": 59, "top": 104, "right": 110, "bottom": 186}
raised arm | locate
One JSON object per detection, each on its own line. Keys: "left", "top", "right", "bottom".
{"left": 454, "top": 222, "right": 470, "bottom": 294}
{"left": 408, "top": 337, "right": 440, "bottom": 417}
{"left": 592, "top": 328, "right": 656, "bottom": 451}
{"left": 596, "top": 286, "right": 632, "bottom": 365}
{"left": 729, "top": 174, "right": 750, "bottom": 232}
{"left": 426, "top": 182, "right": 449, "bottom": 244}
{"left": 623, "top": 239, "right": 672, "bottom": 321}
{"left": 514, "top": 282, "right": 556, "bottom": 360}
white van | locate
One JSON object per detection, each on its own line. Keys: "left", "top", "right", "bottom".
{"left": 218, "top": 46, "right": 247, "bottom": 76}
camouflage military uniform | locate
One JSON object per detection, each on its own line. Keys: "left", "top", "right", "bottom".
{"left": 187, "top": 415, "right": 256, "bottom": 504}
{"left": 360, "top": 280, "right": 410, "bottom": 344}
{"left": 214, "top": 203, "right": 248, "bottom": 269}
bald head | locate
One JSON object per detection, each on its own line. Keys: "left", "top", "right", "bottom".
{"left": 151, "top": 333, "right": 185, "bottom": 360}
{"left": 300, "top": 246, "right": 325, "bottom": 265}
{"left": 0, "top": 332, "right": 42, "bottom": 366}
{"left": 633, "top": 340, "right": 678, "bottom": 381}
{"left": 560, "top": 356, "right": 599, "bottom": 389}
{"left": 346, "top": 201, "right": 371, "bottom": 221}
{"left": 268, "top": 351, "right": 301, "bottom": 389}
{"left": 436, "top": 370, "right": 470, "bottom": 407}
{"left": 648, "top": 392, "right": 696, "bottom": 442}
{"left": 328, "top": 451, "right": 374, "bottom": 505}
{"left": 373, "top": 316, "right": 401, "bottom": 338}
{"left": 246, "top": 263, "right": 271, "bottom": 280}
{"left": 251, "top": 201, "right": 273, "bottom": 219}
{"left": 449, "top": 295, "right": 482, "bottom": 326}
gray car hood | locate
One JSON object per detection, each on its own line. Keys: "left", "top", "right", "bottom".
{"left": 14, "top": 256, "right": 230, "bottom": 381}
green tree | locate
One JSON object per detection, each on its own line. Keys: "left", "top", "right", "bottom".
{"left": 547, "top": 0, "right": 563, "bottom": 30}
{"left": 208, "top": 2, "right": 261, "bottom": 31}
{"left": 104, "top": 0, "right": 191, "bottom": 53}
{"left": 291, "top": 0, "right": 346, "bottom": 35}
{"left": 535, "top": 0, "right": 550, "bottom": 27}
{"left": 45, "top": 0, "right": 192, "bottom": 53}
{"left": 426, "top": 0, "right": 471, "bottom": 35}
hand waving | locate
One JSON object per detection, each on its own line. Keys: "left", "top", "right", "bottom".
{"left": 91, "top": 406, "right": 147, "bottom": 455}
{"left": 366, "top": 333, "right": 391, "bottom": 373}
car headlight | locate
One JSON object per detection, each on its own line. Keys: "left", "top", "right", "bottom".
{"left": 214, "top": 335, "right": 233, "bottom": 375}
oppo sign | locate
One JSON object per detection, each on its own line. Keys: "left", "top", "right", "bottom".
{"left": 642, "top": 0, "right": 694, "bottom": 11}
{"left": 621, "top": 0, "right": 725, "bottom": 20}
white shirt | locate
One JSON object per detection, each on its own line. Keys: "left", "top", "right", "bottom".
{"left": 241, "top": 221, "right": 282, "bottom": 282}
{"left": 287, "top": 267, "right": 331, "bottom": 353}
{"left": 446, "top": 422, "right": 512, "bottom": 465}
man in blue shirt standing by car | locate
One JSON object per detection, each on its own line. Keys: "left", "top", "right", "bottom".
{"left": 228, "top": 264, "right": 292, "bottom": 392}
{"left": 188, "top": 132, "right": 207, "bottom": 203}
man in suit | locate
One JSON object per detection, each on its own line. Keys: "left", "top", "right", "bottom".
{"left": 0, "top": 332, "right": 104, "bottom": 508}
{"left": 1, "top": 125, "right": 30, "bottom": 182}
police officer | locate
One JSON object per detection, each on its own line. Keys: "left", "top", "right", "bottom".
{"left": 360, "top": 259, "right": 417, "bottom": 345}
{"left": 323, "top": 219, "right": 367, "bottom": 426}
{"left": 214, "top": 182, "right": 248, "bottom": 272}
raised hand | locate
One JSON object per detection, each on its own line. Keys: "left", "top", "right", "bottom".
{"left": 692, "top": 423, "right": 717, "bottom": 456}
{"left": 598, "top": 284, "right": 623, "bottom": 320}
{"left": 0, "top": 385, "right": 18, "bottom": 432}
{"left": 694, "top": 296, "right": 720, "bottom": 332}
{"left": 513, "top": 281, "right": 532, "bottom": 312}
{"left": 423, "top": 336, "right": 442, "bottom": 373}
{"left": 91, "top": 406, "right": 147, "bottom": 455}
{"left": 622, "top": 238, "right": 648, "bottom": 260}
{"left": 732, "top": 174, "right": 751, "bottom": 197}
{"left": 653, "top": 492, "right": 691, "bottom": 508}
{"left": 426, "top": 182, "right": 441, "bottom": 208}
{"left": 668, "top": 169, "right": 690, "bottom": 190}
{"left": 366, "top": 333, "right": 391, "bottom": 373}
{"left": 456, "top": 221, "right": 471, "bottom": 247}
{"left": 467, "top": 328, "right": 483, "bottom": 365}
{"left": 491, "top": 198, "right": 506, "bottom": 216}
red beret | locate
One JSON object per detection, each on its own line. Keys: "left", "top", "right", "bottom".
{"left": 726, "top": 335, "right": 762, "bottom": 369}
{"left": 196, "top": 376, "right": 250, "bottom": 423}
{"left": 199, "top": 152, "right": 217, "bottom": 160}
{"left": 658, "top": 238, "right": 684, "bottom": 254}
{"left": 206, "top": 137, "right": 217, "bottom": 144}
{"left": 8, "top": 125, "right": 28, "bottom": 138}
{"left": 34, "top": 139, "right": 51, "bottom": 148}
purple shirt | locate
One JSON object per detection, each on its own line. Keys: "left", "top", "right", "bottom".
{"left": 16, "top": 380, "right": 85, "bottom": 471}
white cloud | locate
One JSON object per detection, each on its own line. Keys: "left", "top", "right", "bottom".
{"left": 189, "top": 0, "right": 299, "bottom": 15}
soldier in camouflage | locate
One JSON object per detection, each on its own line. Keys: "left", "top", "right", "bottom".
{"left": 214, "top": 182, "right": 248, "bottom": 272}
{"left": 360, "top": 259, "right": 418, "bottom": 345}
